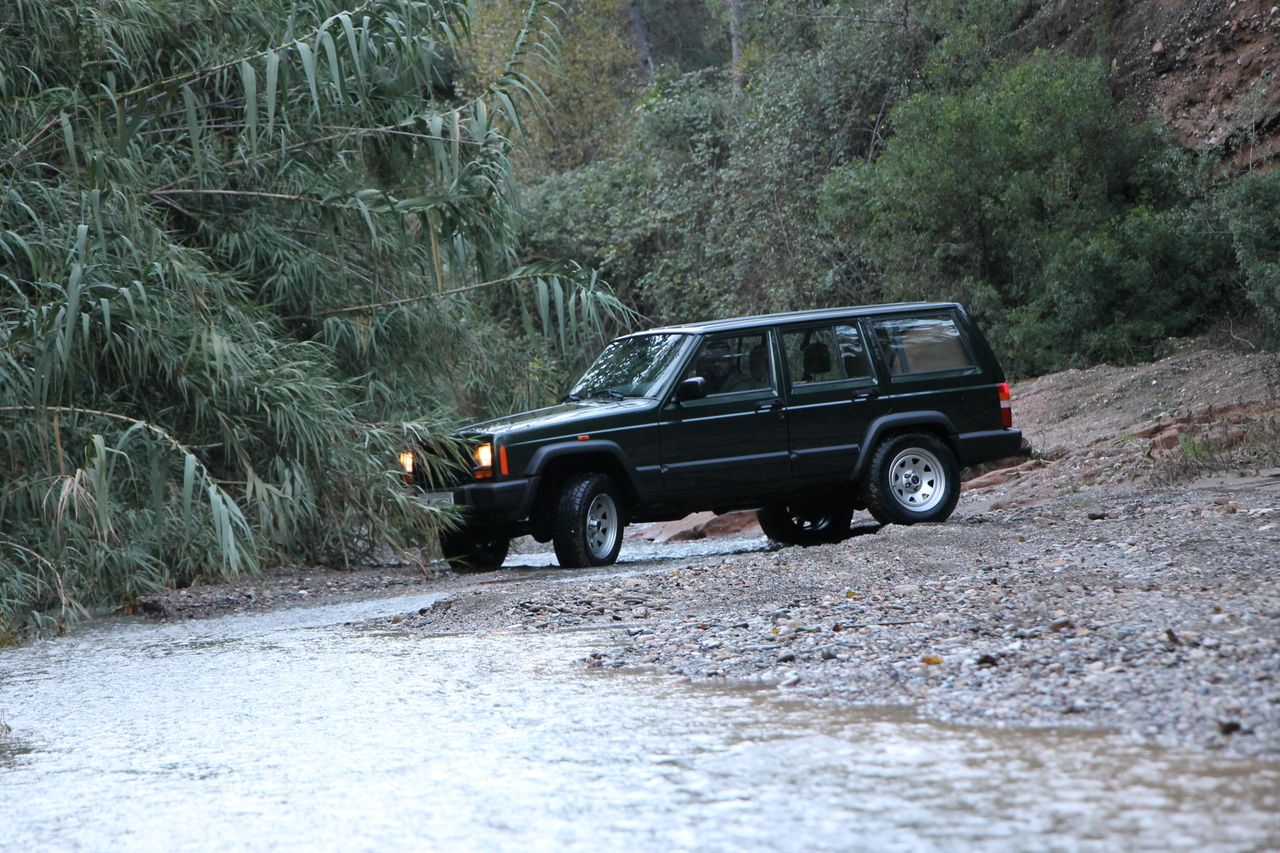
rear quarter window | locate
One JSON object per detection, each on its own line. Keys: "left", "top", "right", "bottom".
{"left": 871, "top": 316, "right": 975, "bottom": 378}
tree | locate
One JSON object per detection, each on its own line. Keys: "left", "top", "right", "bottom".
{"left": 821, "top": 52, "right": 1234, "bottom": 371}
{"left": 0, "top": 0, "right": 627, "bottom": 634}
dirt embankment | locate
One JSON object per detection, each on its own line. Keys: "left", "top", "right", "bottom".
{"left": 1025, "top": 0, "right": 1280, "bottom": 170}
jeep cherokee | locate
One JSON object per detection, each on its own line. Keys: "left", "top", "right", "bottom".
{"left": 404, "top": 302, "right": 1022, "bottom": 570}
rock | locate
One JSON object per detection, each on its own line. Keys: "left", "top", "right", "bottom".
{"left": 779, "top": 674, "right": 801, "bottom": 688}
{"left": 634, "top": 510, "right": 763, "bottom": 543}
{"left": 777, "top": 651, "right": 797, "bottom": 663}
{"left": 1050, "top": 617, "right": 1075, "bottom": 632}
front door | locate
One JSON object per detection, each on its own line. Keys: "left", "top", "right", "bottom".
{"left": 659, "top": 331, "right": 790, "bottom": 501}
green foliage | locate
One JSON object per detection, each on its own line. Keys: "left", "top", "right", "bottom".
{"left": 821, "top": 52, "right": 1237, "bottom": 372}
{"left": 522, "top": 6, "right": 921, "bottom": 324}
{"left": 1218, "top": 170, "right": 1280, "bottom": 340}
{"left": 638, "top": 0, "right": 729, "bottom": 71}
{"left": 470, "top": 0, "right": 642, "bottom": 170}
{"left": 0, "top": 0, "right": 626, "bottom": 634}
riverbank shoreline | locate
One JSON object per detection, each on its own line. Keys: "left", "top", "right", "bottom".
{"left": 372, "top": 473, "right": 1280, "bottom": 759}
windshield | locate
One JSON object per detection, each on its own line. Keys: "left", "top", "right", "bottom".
{"left": 568, "top": 334, "right": 689, "bottom": 400}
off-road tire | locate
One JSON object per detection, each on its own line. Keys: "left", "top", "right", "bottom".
{"left": 439, "top": 529, "right": 510, "bottom": 572}
{"left": 756, "top": 501, "right": 853, "bottom": 546}
{"left": 552, "top": 473, "right": 625, "bottom": 568}
{"left": 860, "top": 432, "right": 960, "bottom": 525}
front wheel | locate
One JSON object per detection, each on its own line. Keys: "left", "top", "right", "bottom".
{"left": 439, "top": 528, "right": 510, "bottom": 572}
{"left": 552, "top": 474, "right": 625, "bottom": 568}
{"left": 757, "top": 501, "right": 853, "bottom": 546}
{"left": 860, "top": 432, "right": 960, "bottom": 525}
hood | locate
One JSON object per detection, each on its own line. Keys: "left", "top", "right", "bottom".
{"left": 461, "top": 398, "right": 654, "bottom": 438}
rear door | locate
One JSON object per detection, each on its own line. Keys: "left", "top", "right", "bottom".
{"left": 780, "top": 320, "right": 887, "bottom": 482}
{"left": 659, "top": 330, "right": 790, "bottom": 500}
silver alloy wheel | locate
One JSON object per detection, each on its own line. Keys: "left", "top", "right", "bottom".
{"left": 586, "top": 492, "right": 619, "bottom": 560}
{"left": 888, "top": 446, "right": 946, "bottom": 513}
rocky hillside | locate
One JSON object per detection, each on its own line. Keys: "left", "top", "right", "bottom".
{"left": 1030, "top": 0, "right": 1280, "bottom": 170}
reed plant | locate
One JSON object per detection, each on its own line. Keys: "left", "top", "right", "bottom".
{"left": 0, "top": 0, "right": 629, "bottom": 634}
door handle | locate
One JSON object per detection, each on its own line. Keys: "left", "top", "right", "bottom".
{"left": 756, "top": 398, "right": 783, "bottom": 413}
{"left": 852, "top": 388, "right": 879, "bottom": 402}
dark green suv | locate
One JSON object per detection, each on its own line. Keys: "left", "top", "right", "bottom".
{"left": 406, "top": 303, "right": 1021, "bottom": 570}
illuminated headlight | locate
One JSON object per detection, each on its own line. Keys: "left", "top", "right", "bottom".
{"left": 473, "top": 442, "right": 494, "bottom": 478}
{"left": 398, "top": 451, "right": 415, "bottom": 475}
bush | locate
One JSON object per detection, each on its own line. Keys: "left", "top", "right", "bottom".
{"left": 1218, "top": 170, "right": 1280, "bottom": 341}
{"left": 820, "top": 51, "right": 1235, "bottom": 372}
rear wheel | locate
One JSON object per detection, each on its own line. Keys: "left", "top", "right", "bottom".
{"left": 860, "top": 432, "right": 959, "bottom": 525}
{"left": 552, "top": 473, "right": 625, "bottom": 568}
{"left": 757, "top": 501, "right": 853, "bottom": 546}
{"left": 439, "top": 528, "right": 510, "bottom": 572}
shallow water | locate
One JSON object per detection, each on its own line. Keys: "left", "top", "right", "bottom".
{"left": 2, "top": 596, "right": 1277, "bottom": 852}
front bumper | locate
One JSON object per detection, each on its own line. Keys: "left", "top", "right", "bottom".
{"left": 430, "top": 476, "right": 539, "bottom": 527}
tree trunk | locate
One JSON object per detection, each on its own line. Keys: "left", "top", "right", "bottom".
{"left": 727, "top": 0, "right": 744, "bottom": 95}
{"left": 627, "top": 2, "right": 653, "bottom": 85}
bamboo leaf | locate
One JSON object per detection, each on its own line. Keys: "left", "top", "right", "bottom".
{"left": 59, "top": 112, "right": 77, "bottom": 174}
{"left": 265, "top": 49, "right": 280, "bottom": 135}
{"left": 181, "top": 84, "right": 203, "bottom": 177}
{"left": 296, "top": 41, "right": 321, "bottom": 117}
{"left": 239, "top": 60, "right": 258, "bottom": 144}
{"left": 338, "top": 13, "right": 362, "bottom": 78}
{"left": 181, "top": 453, "right": 197, "bottom": 527}
{"left": 552, "top": 278, "right": 566, "bottom": 354}
{"left": 535, "top": 277, "right": 549, "bottom": 333}
{"left": 320, "top": 31, "right": 343, "bottom": 101}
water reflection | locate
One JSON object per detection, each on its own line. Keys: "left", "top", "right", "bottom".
{"left": 1, "top": 608, "right": 1276, "bottom": 852}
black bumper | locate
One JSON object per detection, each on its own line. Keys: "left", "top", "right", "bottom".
{"left": 448, "top": 476, "right": 538, "bottom": 526}
{"left": 956, "top": 429, "right": 1024, "bottom": 467}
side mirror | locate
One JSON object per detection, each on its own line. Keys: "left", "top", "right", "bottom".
{"left": 674, "top": 377, "right": 708, "bottom": 402}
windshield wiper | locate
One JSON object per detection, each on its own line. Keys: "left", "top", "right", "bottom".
{"left": 561, "top": 392, "right": 582, "bottom": 403}
{"left": 592, "top": 389, "right": 625, "bottom": 401}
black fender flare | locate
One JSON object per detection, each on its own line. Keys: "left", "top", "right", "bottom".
{"left": 525, "top": 440, "right": 643, "bottom": 500}
{"left": 850, "top": 412, "right": 959, "bottom": 482}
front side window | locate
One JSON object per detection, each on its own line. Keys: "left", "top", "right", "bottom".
{"left": 679, "top": 333, "right": 772, "bottom": 396}
{"left": 569, "top": 333, "right": 689, "bottom": 399}
{"left": 871, "top": 316, "right": 974, "bottom": 377}
{"left": 783, "top": 324, "right": 871, "bottom": 387}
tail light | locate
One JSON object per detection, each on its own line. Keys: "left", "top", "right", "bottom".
{"left": 997, "top": 382, "right": 1013, "bottom": 429}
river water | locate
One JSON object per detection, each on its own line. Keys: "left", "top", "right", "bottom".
{"left": 2, "top": 592, "right": 1278, "bottom": 852}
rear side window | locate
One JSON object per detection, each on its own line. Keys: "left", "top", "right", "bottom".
{"left": 871, "top": 316, "right": 974, "bottom": 377}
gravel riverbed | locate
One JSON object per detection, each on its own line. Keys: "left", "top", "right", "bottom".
{"left": 385, "top": 476, "right": 1280, "bottom": 758}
